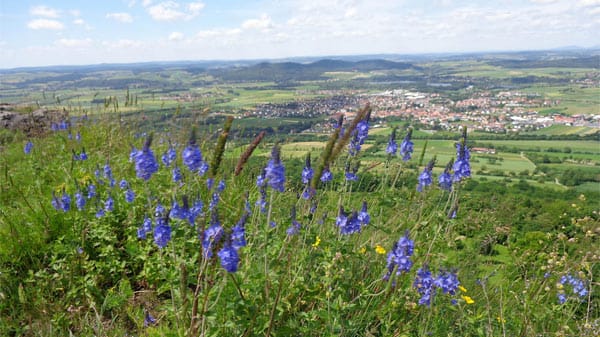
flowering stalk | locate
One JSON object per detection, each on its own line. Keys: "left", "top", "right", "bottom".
{"left": 234, "top": 131, "right": 265, "bottom": 176}
{"left": 209, "top": 116, "right": 233, "bottom": 177}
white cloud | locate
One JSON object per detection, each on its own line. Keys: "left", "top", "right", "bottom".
{"left": 73, "top": 18, "right": 85, "bottom": 25}
{"left": 242, "top": 14, "right": 273, "bottom": 30}
{"left": 106, "top": 12, "right": 134, "bottom": 23}
{"left": 147, "top": 1, "right": 204, "bottom": 21}
{"left": 30, "top": 5, "right": 60, "bottom": 18}
{"left": 103, "top": 39, "right": 143, "bottom": 49}
{"left": 142, "top": 0, "right": 154, "bottom": 7}
{"left": 577, "top": 0, "right": 600, "bottom": 6}
{"left": 27, "top": 19, "right": 64, "bottom": 30}
{"left": 196, "top": 28, "right": 241, "bottom": 39}
{"left": 188, "top": 2, "right": 205, "bottom": 15}
{"left": 69, "top": 10, "right": 81, "bottom": 17}
{"left": 56, "top": 38, "right": 93, "bottom": 48}
{"left": 168, "top": 31, "right": 184, "bottom": 41}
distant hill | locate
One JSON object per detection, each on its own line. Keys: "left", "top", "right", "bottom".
{"left": 212, "top": 59, "right": 418, "bottom": 82}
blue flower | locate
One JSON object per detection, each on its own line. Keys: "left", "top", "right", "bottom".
{"left": 75, "top": 191, "right": 86, "bottom": 211}
{"left": 135, "top": 138, "right": 159, "bottom": 181}
{"left": 129, "top": 147, "right": 138, "bottom": 162}
{"left": 320, "top": 167, "right": 333, "bottom": 182}
{"left": 386, "top": 127, "right": 398, "bottom": 155}
{"left": 209, "top": 192, "right": 220, "bottom": 212}
{"left": 336, "top": 207, "right": 361, "bottom": 235}
{"left": 301, "top": 186, "right": 315, "bottom": 200}
{"left": 265, "top": 145, "right": 285, "bottom": 192}
{"left": 434, "top": 271, "right": 460, "bottom": 295}
{"left": 256, "top": 185, "right": 267, "bottom": 213}
{"left": 95, "top": 208, "right": 105, "bottom": 218}
{"left": 24, "top": 141, "right": 33, "bottom": 154}
{"left": 217, "top": 180, "right": 226, "bottom": 192}
{"left": 231, "top": 212, "right": 248, "bottom": 250}
{"left": 75, "top": 131, "right": 81, "bottom": 142}
{"left": 400, "top": 129, "right": 414, "bottom": 161}
{"left": 218, "top": 244, "right": 239, "bottom": 273}
{"left": 182, "top": 144, "right": 204, "bottom": 173}
{"left": 119, "top": 179, "right": 128, "bottom": 189}
{"left": 386, "top": 139, "right": 397, "bottom": 155}
{"left": 189, "top": 200, "right": 204, "bottom": 225}
{"left": 202, "top": 212, "right": 223, "bottom": 258}
{"left": 414, "top": 267, "right": 435, "bottom": 306}
{"left": 417, "top": 160, "right": 435, "bottom": 192}
{"left": 349, "top": 118, "right": 370, "bottom": 156}
{"left": 357, "top": 201, "right": 370, "bottom": 226}
{"left": 172, "top": 167, "right": 182, "bottom": 183}
{"left": 162, "top": 146, "right": 177, "bottom": 167}
{"left": 125, "top": 189, "right": 135, "bottom": 203}
{"left": 206, "top": 177, "right": 214, "bottom": 190}
{"left": 79, "top": 149, "right": 88, "bottom": 161}
{"left": 138, "top": 216, "right": 153, "bottom": 239}
{"left": 558, "top": 273, "right": 588, "bottom": 303}
{"left": 198, "top": 161, "right": 209, "bottom": 176}
{"left": 104, "top": 196, "right": 114, "bottom": 212}
{"left": 154, "top": 218, "right": 171, "bottom": 248}
{"left": 61, "top": 191, "right": 71, "bottom": 212}
{"left": 51, "top": 192, "right": 63, "bottom": 211}
{"left": 385, "top": 231, "right": 414, "bottom": 278}
{"left": 438, "top": 170, "right": 452, "bottom": 191}
{"left": 87, "top": 184, "right": 96, "bottom": 199}
{"left": 287, "top": 206, "right": 302, "bottom": 236}
{"left": 104, "top": 163, "right": 113, "bottom": 180}
{"left": 452, "top": 131, "right": 471, "bottom": 182}
{"left": 144, "top": 311, "right": 156, "bottom": 327}
{"left": 155, "top": 203, "right": 166, "bottom": 217}
{"left": 301, "top": 155, "right": 313, "bottom": 184}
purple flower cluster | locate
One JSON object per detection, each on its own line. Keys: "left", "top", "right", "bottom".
{"left": 386, "top": 128, "right": 397, "bottom": 155}
{"left": 320, "top": 166, "right": 333, "bottom": 183}
{"left": 348, "top": 118, "right": 370, "bottom": 156}
{"left": 51, "top": 191, "right": 71, "bottom": 212}
{"left": 182, "top": 143, "right": 208, "bottom": 175}
{"left": 558, "top": 273, "right": 588, "bottom": 304}
{"left": 417, "top": 159, "right": 435, "bottom": 192}
{"left": 336, "top": 203, "right": 370, "bottom": 235}
{"left": 161, "top": 146, "right": 177, "bottom": 167}
{"left": 286, "top": 206, "right": 302, "bottom": 236}
{"left": 399, "top": 129, "right": 414, "bottom": 161}
{"left": 264, "top": 145, "right": 286, "bottom": 192}
{"left": 137, "top": 216, "right": 153, "bottom": 239}
{"left": 414, "top": 266, "right": 460, "bottom": 306}
{"left": 452, "top": 141, "right": 471, "bottom": 182}
{"left": 153, "top": 217, "right": 171, "bottom": 249}
{"left": 134, "top": 137, "right": 159, "bottom": 181}
{"left": 384, "top": 231, "right": 414, "bottom": 279}
{"left": 24, "top": 141, "right": 33, "bottom": 154}
{"left": 202, "top": 212, "right": 223, "bottom": 258}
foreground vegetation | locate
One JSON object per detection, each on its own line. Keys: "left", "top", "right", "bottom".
{"left": 0, "top": 106, "right": 598, "bottom": 336}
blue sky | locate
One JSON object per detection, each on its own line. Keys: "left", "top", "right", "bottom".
{"left": 1, "top": 0, "right": 599, "bottom": 68}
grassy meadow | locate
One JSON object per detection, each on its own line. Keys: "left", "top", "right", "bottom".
{"left": 0, "top": 107, "right": 598, "bottom": 337}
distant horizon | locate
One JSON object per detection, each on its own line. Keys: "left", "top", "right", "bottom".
{"left": 2, "top": 45, "right": 599, "bottom": 72}
{"left": 2, "top": 1, "right": 599, "bottom": 69}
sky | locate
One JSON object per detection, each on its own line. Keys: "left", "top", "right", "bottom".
{"left": 0, "top": 0, "right": 599, "bottom": 68}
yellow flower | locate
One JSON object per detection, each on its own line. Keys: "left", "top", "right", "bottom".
{"left": 461, "top": 295, "right": 475, "bottom": 304}
{"left": 458, "top": 285, "right": 467, "bottom": 293}
{"left": 312, "top": 236, "right": 321, "bottom": 248}
{"left": 375, "top": 245, "right": 386, "bottom": 255}
{"left": 359, "top": 247, "right": 367, "bottom": 254}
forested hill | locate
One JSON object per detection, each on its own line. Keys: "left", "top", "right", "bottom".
{"left": 211, "top": 59, "right": 418, "bottom": 82}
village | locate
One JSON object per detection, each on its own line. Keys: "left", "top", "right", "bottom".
{"left": 250, "top": 88, "right": 599, "bottom": 134}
